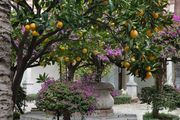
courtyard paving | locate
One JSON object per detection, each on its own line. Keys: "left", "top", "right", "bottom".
{"left": 21, "top": 101, "right": 180, "bottom": 120}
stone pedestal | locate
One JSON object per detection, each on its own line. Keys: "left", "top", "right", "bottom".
{"left": 92, "top": 82, "right": 114, "bottom": 116}
{"left": 93, "top": 82, "right": 114, "bottom": 110}
{"left": 126, "top": 75, "right": 138, "bottom": 99}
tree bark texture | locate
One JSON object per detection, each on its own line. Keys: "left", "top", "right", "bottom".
{"left": 0, "top": 0, "right": 13, "bottom": 119}
{"left": 152, "top": 59, "right": 166, "bottom": 118}
{"left": 63, "top": 110, "right": 71, "bottom": 120}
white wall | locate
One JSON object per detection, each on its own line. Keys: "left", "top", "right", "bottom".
{"left": 22, "top": 64, "right": 59, "bottom": 95}
{"left": 102, "top": 65, "right": 119, "bottom": 90}
{"left": 135, "top": 77, "right": 155, "bottom": 94}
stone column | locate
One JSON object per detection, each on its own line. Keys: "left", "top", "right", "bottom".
{"left": 166, "top": 59, "right": 174, "bottom": 86}
{"left": 126, "top": 73, "right": 138, "bottom": 99}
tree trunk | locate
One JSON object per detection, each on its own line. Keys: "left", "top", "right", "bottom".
{"left": 67, "top": 66, "right": 75, "bottom": 81}
{"left": 0, "top": 0, "right": 13, "bottom": 119}
{"left": 175, "top": 0, "right": 180, "bottom": 15}
{"left": 152, "top": 59, "right": 166, "bottom": 118}
{"left": 12, "top": 65, "right": 26, "bottom": 106}
{"left": 63, "top": 110, "right": 71, "bottom": 120}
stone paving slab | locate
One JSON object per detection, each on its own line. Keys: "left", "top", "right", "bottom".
{"left": 22, "top": 102, "right": 180, "bottom": 120}
{"left": 20, "top": 111, "right": 137, "bottom": 120}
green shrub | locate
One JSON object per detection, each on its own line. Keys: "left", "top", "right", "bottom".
{"left": 140, "top": 85, "right": 180, "bottom": 111}
{"left": 36, "top": 79, "right": 96, "bottom": 119}
{"left": 176, "top": 92, "right": 180, "bottom": 108}
{"left": 26, "top": 94, "right": 37, "bottom": 101}
{"left": 114, "top": 95, "right": 131, "bottom": 104}
{"left": 13, "top": 111, "right": 20, "bottom": 120}
{"left": 143, "top": 112, "right": 180, "bottom": 120}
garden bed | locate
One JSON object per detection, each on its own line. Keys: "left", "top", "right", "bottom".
{"left": 143, "top": 112, "right": 180, "bottom": 120}
{"left": 114, "top": 95, "right": 131, "bottom": 104}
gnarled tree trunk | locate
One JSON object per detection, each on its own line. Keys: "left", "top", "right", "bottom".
{"left": 152, "top": 59, "right": 166, "bottom": 118}
{"left": 0, "top": 0, "right": 13, "bottom": 119}
{"left": 175, "top": 0, "right": 180, "bottom": 15}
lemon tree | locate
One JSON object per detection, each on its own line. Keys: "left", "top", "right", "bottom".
{"left": 10, "top": 0, "right": 173, "bottom": 110}
{"left": 40, "top": 29, "right": 110, "bottom": 81}
{"left": 11, "top": 0, "right": 119, "bottom": 102}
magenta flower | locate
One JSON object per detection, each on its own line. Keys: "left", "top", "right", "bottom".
{"left": 97, "top": 54, "right": 109, "bottom": 62}
{"left": 21, "top": 26, "right": 25, "bottom": 33}
{"left": 38, "top": 77, "right": 55, "bottom": 97}
{"left": 106, "top": 47, "right": 122, "bottom": 57}
{"left": 173, "top": 14, "right": 180, "bottom": 22}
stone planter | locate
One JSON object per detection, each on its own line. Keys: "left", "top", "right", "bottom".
{"left": 91, "top": 82, "right": 114, "bottom": 110}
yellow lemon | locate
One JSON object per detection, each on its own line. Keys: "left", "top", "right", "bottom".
{"left": 56, "top": 21, "right": 63, "bottom": 29}
{"left": 146, "top": 30, "right": 153, "bottom": 37}
{"left": 145, "top": 66, "right": 151, "bottom": 71}
{"left": 32, "top": 31, "right": 39, "bottom": 36}
{"left": 82, "top": 48, "right": 88, "bottom": 54}
{"left": 124, "top": 46, "right": 130, "bottom": 52}
{"left": 60, "top": 47, "right": 65, "bottom": 51}
{"left": 130, "top": 30, "right": 138, "bottom": 39}
{"left": 25, "top": 25, "right": 30, "bottom": 32}
{"left": 152, "top": 12, "right": 159, "bottom": 19}
{"left": 124, "top": 61, "right": 130, "bottom": 69}
{"left": 145, "top": 72, "right": 152, "bottom": 79}
{"left": 64, "top": 57, "right": 69, "bottom": 62}
{"left": 93, "top": 50, "right": 100, "bottom": 55}
{"left": 76, "top": 57, "right": 81, "bottom": 62}
{"left": 138, "top": 10, "right": 144, "bottom": 16}
{"left": 131, "top": 56, "right": 136, "bottom": 62}
{"left": 30, "top": 23, "right": 36, "bottom": 31}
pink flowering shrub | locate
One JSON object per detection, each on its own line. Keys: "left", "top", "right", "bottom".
{"left": 110, "top": 89, "right": 120, "bottom": 97}
{"left": 152, "top": 14, "right": 180, "bottom": 60}
{"left": 36, "top": 78, "right": 96, "bottom": 118}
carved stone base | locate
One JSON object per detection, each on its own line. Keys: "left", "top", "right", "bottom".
{"left": 90, "top": 109, "right": 114, "bottom": 117}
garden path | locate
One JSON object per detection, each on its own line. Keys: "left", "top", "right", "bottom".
{"left": 21, "top": 101, "right": 180, "bottom": 120}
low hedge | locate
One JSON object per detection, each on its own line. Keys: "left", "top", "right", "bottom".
{"left": 114, "top": 95, "right": 131, "bottom": 104}
{"left": 26, "top": 94, "right": 37, "bottom": 101}
{"left": 143, "top": 112, "right": 180, "bottom": 120}
{"left": 13, "top": 111, "right": 20, "bottom": 120}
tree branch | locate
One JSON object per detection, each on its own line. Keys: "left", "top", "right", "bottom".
{"left": 11, "top": 39, "right": 18, "bottom": 53}
{"left": 33, "top": 0, "right": 41, "bottom": 16}
{"left": 23, "top": 37, "right": 37, "bottom": 64}
{"left": 43, "top": 0, "right": 61, "bottom": 13}
{"left": 36, "top": 29, "right": 60, "bottom": 46}
{"left": 9, "top": 0, "right": 18, "bottom": 12}
{"left": 17, "top": 0, "right": 33, "bottom": 12}
{"left": 28, "top": 63, "right": 40, "bottom": 68}
{"left": 16, "top": 32, "right": 29, "bottom": 66}
{"left": 83, "top": 1, "right": 103, "bottom": 16}
{"left": 77, "top": 63, "right": 94, "bottom": 69}
{"left": 27, "top": 36, "right": 67, "bottom": 67}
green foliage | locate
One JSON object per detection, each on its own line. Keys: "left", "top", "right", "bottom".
{"left": 36, "top": 73, "right": 49, "bottom": 83}
{"left": 26, "top": 94, "right": 38, "bottom": 102}
{"left": 36, "top": 81, "right": 95, "bottom": 116}
{"left": 177, "top": 92, "right": 180, "bottom": 108}
{"left": 143, "top": 112, "right": 180, "bottom": 120}
{"left": 10, "top": 0, "right": 174, "bottom": 85}
{"left": 140, "top": 85, "right": 180, "bottom": 111}
{"left": 16, "top": 86, "right": 26, "bottom": 108}
{"left": 114, "top": 95, "right": 131, "bottom": 104}
{"left": 13, "top": 111, "right": 20, "bottom": 120}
